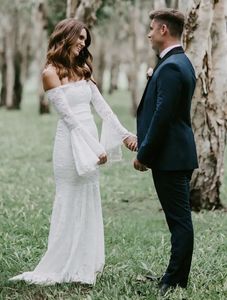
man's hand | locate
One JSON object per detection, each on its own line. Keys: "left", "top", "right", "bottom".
{"left": 98, "top": 153, "right": 107, "bottom": 165}
{"left": 124, "top": 135, "right": 137, "bottom": 152}
{"left": 133, "top": 159, "right": 148, "bottom": 172}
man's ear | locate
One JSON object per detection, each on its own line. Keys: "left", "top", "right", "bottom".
{"left": 161, "top": 24, "right": 168, "bottom": 36}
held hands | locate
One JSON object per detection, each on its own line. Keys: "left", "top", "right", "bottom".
{"left": 98, "top": 146, "right": 148, "bottom": 172}
{"left": 98, "top": 134, "right": 137, "bottom": 165}
{"left": 133, "top": 159, "right": 148, "bottom": 172}
{"left": 98, "top": 153, "right": 107, "bottom": 165}
{"left": 123, "top": 135, "right": 138, "bottom": 152}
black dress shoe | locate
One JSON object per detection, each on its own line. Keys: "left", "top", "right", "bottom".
{"left": 158, "top": 283, "right": 173, "bottom": 296}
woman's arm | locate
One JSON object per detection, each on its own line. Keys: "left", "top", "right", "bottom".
{"left": 89, "top": 80, "right": 137, "bottom": 152}
{"left": 43, "top": 68, "right": 107, "bottom": 172}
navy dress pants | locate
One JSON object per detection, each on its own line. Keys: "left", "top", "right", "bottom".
{"left": 152, "top": 169, "right": 194, "bottom": 288}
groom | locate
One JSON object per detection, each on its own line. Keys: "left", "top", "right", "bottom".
{"left": 134, "top": 9, "right": 198, "bottom": 295}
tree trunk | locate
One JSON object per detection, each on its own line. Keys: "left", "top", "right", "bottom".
{"left": 4, "top": 29, "right": 15, "bottom": 109}
{"left": 33, "top": 1, "right": 49, "bottom": 114}
{"left": 0, "top": 21, "right": 6, "bottom": 107}
{"left": 184, "top": 0, "right": 227, "bottom": 210}
{"left": 13, "top": 51, "right": 23, "bottom": 109}
{"left": 0, "top": 2, "right": 34, "bottom": 110}
{"left": 178, "top": 0, "right": 194, "bottom": 13}
{"left": 9, "top": 7, "right": 28, "bottom": 110}
{"left": 108, "top": 56, "right": 120, "bottom": 94}
{"left": 0, "top": 58, "right": 6, "bottom": 107}
{"left": 93, "top": 35, "right": 106, "bottom": 93}
{"left": 154, "top": 0, "right": 167, "bottom": 9}
{"left": 0, "top": 11, "right": 16, "bottom": 109}
{"left": 127, "top": 2, "right": 141, "bottom": 116}
{"left": 165, "top": 0, "right": 179, "bottom": 8}
{"left": 66, "top": 0, "right": 78, "bottom": 18}
{"left": 66, "top": 0, "right": 102, "bottom": 28}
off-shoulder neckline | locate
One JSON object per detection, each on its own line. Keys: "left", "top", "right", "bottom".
{"left": 45, "top": 79, "right": 88, "bottom": 93}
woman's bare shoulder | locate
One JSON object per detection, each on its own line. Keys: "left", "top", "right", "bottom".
{"left": 42, "top": 65, "right": 61, "bottom": 91}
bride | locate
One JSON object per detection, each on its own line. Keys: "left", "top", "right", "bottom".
{"left": 10, "top": 18, "right": 137, "bottom": 285}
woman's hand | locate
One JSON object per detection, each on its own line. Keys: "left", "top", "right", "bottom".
{"left": 123, "top": 135, "right": 138, "bottom": 152}
{"left": 98, "top": 153, "right": 107, "bottom": 165}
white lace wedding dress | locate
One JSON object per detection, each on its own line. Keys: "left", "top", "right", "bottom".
{"left": 9, "top": 79, "right": 130, "bottom": 285}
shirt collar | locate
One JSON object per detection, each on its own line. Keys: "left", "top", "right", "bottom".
{"left": 159, "top": 44, "right": 182, "bottom": 59}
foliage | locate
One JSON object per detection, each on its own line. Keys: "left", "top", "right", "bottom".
{"left": 96, "top": 0, "right": 136, "bottom": 24}
{"left": 46, "top": 0, "right": 67, "bottom": 35}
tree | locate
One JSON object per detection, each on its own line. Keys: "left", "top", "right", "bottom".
{"left": 183, "top": 0, "right": 227, "bottom": 210}
{"left": 0, "top": 1, "right": 33, "bottom": 109}
{"left": 0, "top": 0, "right": 49, "bottom": 113}
{"left": 66, "top": 0, "right": 102, "bottom": 28}
{"left": 66, "top": 0, "right": 104, "bottom": 90}
{"left": 33, "top": 1, "right": 49, "bottom": 114}
{"left": 93, "top": 0, "right": 155, "bottom": 113}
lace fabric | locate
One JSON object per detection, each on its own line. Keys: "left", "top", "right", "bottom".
{"left": 9, "top": 80, "right": 131, "bottom": 285}
{"left": 89, "top": 81, "right": 131, "bottom": 161}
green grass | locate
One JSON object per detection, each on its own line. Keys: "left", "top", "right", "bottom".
{"left": 0, "top": 87, "right": 227, "bottom": 300}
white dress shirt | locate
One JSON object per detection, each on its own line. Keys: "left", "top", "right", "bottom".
{"left": 159, "top": 44, "right": 182, "bottom": 59}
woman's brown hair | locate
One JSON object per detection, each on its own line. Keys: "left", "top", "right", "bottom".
{"left": 46, "top": 18, "right": 93, "bottom": 80}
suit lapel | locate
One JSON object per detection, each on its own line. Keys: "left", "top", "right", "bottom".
{"left": 137, "top": 46, "right": 184, "bottom": 113}
{"left": 152, "top": 46, "right": 184, "bottom": 74}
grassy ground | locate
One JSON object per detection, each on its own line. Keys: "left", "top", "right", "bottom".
{"left": 0, "top": 87, "right": 227, "bottom": 300}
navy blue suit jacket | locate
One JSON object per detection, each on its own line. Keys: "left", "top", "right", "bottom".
{"left": 136, "top": 46, "right": 198, "bottom": 170}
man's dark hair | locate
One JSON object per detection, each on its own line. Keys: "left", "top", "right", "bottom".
{"left": 149, "top": 9, "right": 185, "bottom": 38}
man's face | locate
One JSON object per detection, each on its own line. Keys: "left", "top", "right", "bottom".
{"left": 147, "top": 19, "right": 164, "bottom": 52}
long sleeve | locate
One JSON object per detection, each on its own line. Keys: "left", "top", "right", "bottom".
{"left": 46, "top": 87, "right": 105, "bottom": 176}
{"left": 88, "top": 80, "right": 131, "bottom": 161}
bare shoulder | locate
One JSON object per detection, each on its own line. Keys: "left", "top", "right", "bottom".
{"left": 42, "top": 65, "right": 61, "bottom": 91}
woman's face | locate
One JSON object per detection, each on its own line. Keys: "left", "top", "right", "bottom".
{"left": 71, "top": 28, "right": 87, "bottom": 56}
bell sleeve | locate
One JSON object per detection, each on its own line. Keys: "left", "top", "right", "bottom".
{"left": 89, "top": 80, "right": 134, "bottom": 161}
{"left": 46, "top": 87, "right": 105, "bottom": 176}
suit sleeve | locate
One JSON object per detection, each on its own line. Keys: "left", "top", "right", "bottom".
{"left": 137, "top": 63, "right": 182, "bottom": 165}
